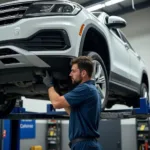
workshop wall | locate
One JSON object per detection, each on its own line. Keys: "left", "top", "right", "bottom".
{"left": 20, "top": 121, "right": 47, "bottom": 150}
{"left": 106, "top": 104, "right": 137, "bottom": 150}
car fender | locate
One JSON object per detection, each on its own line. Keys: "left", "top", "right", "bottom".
{"left": 139, "top": 59, "right": 149, "bottom": 89}
{"left": 77, "top": 20, "right": 112, "bottom": 72}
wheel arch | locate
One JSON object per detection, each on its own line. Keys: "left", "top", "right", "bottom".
{"left": 141, "top": 70, "right": 149, "bottom": 91}
{"left": 78, "top": 23, "right": 111, "bottom": 78}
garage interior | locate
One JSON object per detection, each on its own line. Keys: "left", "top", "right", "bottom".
{"left": 0, "top": 0, "right": 150, "bottom": 150}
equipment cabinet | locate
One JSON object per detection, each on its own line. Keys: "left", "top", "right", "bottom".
{"left": 136, "top": 118, "right": 150, "bottom": 150}
{"left": 47, "top": 119, "right": 61, "bottom": 150}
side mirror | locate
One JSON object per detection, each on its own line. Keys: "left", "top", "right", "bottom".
{"left": 106, "top": 16, "right": 127, "bottom": 28}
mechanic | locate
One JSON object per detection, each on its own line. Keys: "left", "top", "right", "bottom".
{"left": 42, "top": 56, "right": 103, "bottom": 150}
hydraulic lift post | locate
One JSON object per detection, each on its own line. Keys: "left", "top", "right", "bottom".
{"left": 0, "top": 120, "right": 3, "bottom": 150}
{"left": 10, "top": 100, "right": 24, "bottom": 150}
{"left": 10, "top": 120, "right": 20, "bottom": 150}
{"left": 2, "top": 100, "right": 25, "bottom": 150}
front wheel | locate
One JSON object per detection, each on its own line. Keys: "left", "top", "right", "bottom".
{"left": 83, "top": 51, "right": 109, "bottom": 110}
{"left": 0, "top": 93, "right": 17, "bottom": 117}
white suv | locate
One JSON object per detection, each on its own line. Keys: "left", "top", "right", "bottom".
{"left": 0, "top": 0, "right": 149, "bottom": 116}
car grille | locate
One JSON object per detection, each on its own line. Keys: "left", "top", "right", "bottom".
{"left": 0, "top": 30, "right": 71, "bottom": 51}
{"left": 0, "top": 2, "right": 32, "bottom": 26}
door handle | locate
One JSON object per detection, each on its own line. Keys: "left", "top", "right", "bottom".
{"left": 137, "top": 55, "right": 141, "bottom": 60}
{"left": 124, "top": 43, "right": 129, "bottom": 50}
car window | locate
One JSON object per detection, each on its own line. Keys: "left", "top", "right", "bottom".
{"left": 119, "top": 30, "right": 134, "bottom": 51}
{"left": 111, "top": 28, "right": 121, "bottom": 39}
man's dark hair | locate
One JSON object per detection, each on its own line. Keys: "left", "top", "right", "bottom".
{"left": 71, "top": 56, "right": 93, "bottom": 77}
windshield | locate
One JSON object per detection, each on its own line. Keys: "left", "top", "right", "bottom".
{"left": 92, "top": 11, "right": 103, "bottom": 17}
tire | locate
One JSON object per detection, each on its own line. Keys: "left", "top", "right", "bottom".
{"left": 140, "top": 83, "right": 149, "bottom": 101}
{"left": 135, "top": 83, "right": 149, "bottom": 119}
{"left": 83, "top": 51, "right": 109, "bottom": 110}
{"left": 134, "top": 83, "right": 149, "bottom": 107}
{"left": 139, "top": 83, "right": 149, "bottom": 106}
{"left": 0, "top": 93, "right": 17, "bottom": 117}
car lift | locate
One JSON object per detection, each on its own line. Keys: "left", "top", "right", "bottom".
{"left": 1, "top": 97, "right": 150, "bottom": 150}
{"left": 1, "top": 97, "right": 150, "bottom": 120}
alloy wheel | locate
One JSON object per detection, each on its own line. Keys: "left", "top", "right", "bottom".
{"left": 142, "top": 86, "right": 149, "bottom": 104}
{"left": 143, "top": 88, "right": 148, "bottom": 99}
{"left": 92, "top": 60, "right": 107, "bottom": 107}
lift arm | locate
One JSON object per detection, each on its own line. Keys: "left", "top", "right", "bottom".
{"left": 0, "top": 97, "right": 149, "bottom": 120}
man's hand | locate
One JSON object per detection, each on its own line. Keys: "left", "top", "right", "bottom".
{"left": 42, "top": 70, "right": 70, "bottom": 111}
{"left": 42, "top": 71, "right": 54, "bottom": 89}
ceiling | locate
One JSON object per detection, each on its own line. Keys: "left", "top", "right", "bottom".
{"left": 70, "top": 0, "right": 150, "bottom": 16}
{"left": 0, "top": 0, "right": 150, "bottom": 16}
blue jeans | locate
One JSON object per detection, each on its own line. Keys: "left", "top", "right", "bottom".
{"left": 71, "top": 141, "right": 103, "bottom": 150}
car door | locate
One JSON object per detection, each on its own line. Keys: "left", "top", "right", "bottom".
{"left": 119, "top": 30, "right": 141, "bottom": 91}
{"left": 109, "top": 28, "right": 130, "bottom": 87}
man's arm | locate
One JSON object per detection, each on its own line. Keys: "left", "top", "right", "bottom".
{"left": 64, "top": 107, "right": 71, "bottom": 115}
{"left": 48, "top": 87, "right": 71, "bottom": 115}
{"left": 42, "top": 71, "right": 71, "bottom": 113}
{"left": 42, "top": 71, "right": 88, "bottom": 114}
{"left": 48, "top": 87, "right": 71, "bottom": 111}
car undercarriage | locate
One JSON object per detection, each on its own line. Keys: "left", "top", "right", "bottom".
{"left": 0, "top": 67, "right": 74, "bottom": 100}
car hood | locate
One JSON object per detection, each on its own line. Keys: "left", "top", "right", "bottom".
{"left": 0, "top": 0, "right": 70, "bottom": 6}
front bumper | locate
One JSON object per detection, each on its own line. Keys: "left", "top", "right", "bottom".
{"left": 0, "top": 29, "right": 71, "bottom": 52}
{"left": 0, "top": 11, "right": 87, "bottom": 70}
{"left": 0, "top": 14, "right": 83, "bottom": 57}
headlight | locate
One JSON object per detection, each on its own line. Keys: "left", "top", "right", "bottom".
{"left": 24, "top": 2, "right": 82, "bottom": 17}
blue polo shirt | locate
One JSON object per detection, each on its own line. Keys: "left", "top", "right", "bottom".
{"left": 64, "top": 80, "right": 101, "bottom": 141}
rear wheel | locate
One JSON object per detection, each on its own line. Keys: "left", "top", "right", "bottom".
{"left": 134, "top": 83, "right": 149, "bottom": 119}
{"left": 140, "top": 83, "right": 149, "bottom": 101}
{"left": 83, "top": 51, "right": 109, "bottom": 110}
{"left": 133, "top": 83, "right": 149, "bottom": 107}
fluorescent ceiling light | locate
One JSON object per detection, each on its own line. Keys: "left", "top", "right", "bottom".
{"left": 87, "top": 4, "right": 105, "bottom": 11}
{"left": 105, "top": 0, "right": 124, "bottom": 6}
{"left": 87, "top": 0, "right": 125, "bottom": 12}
